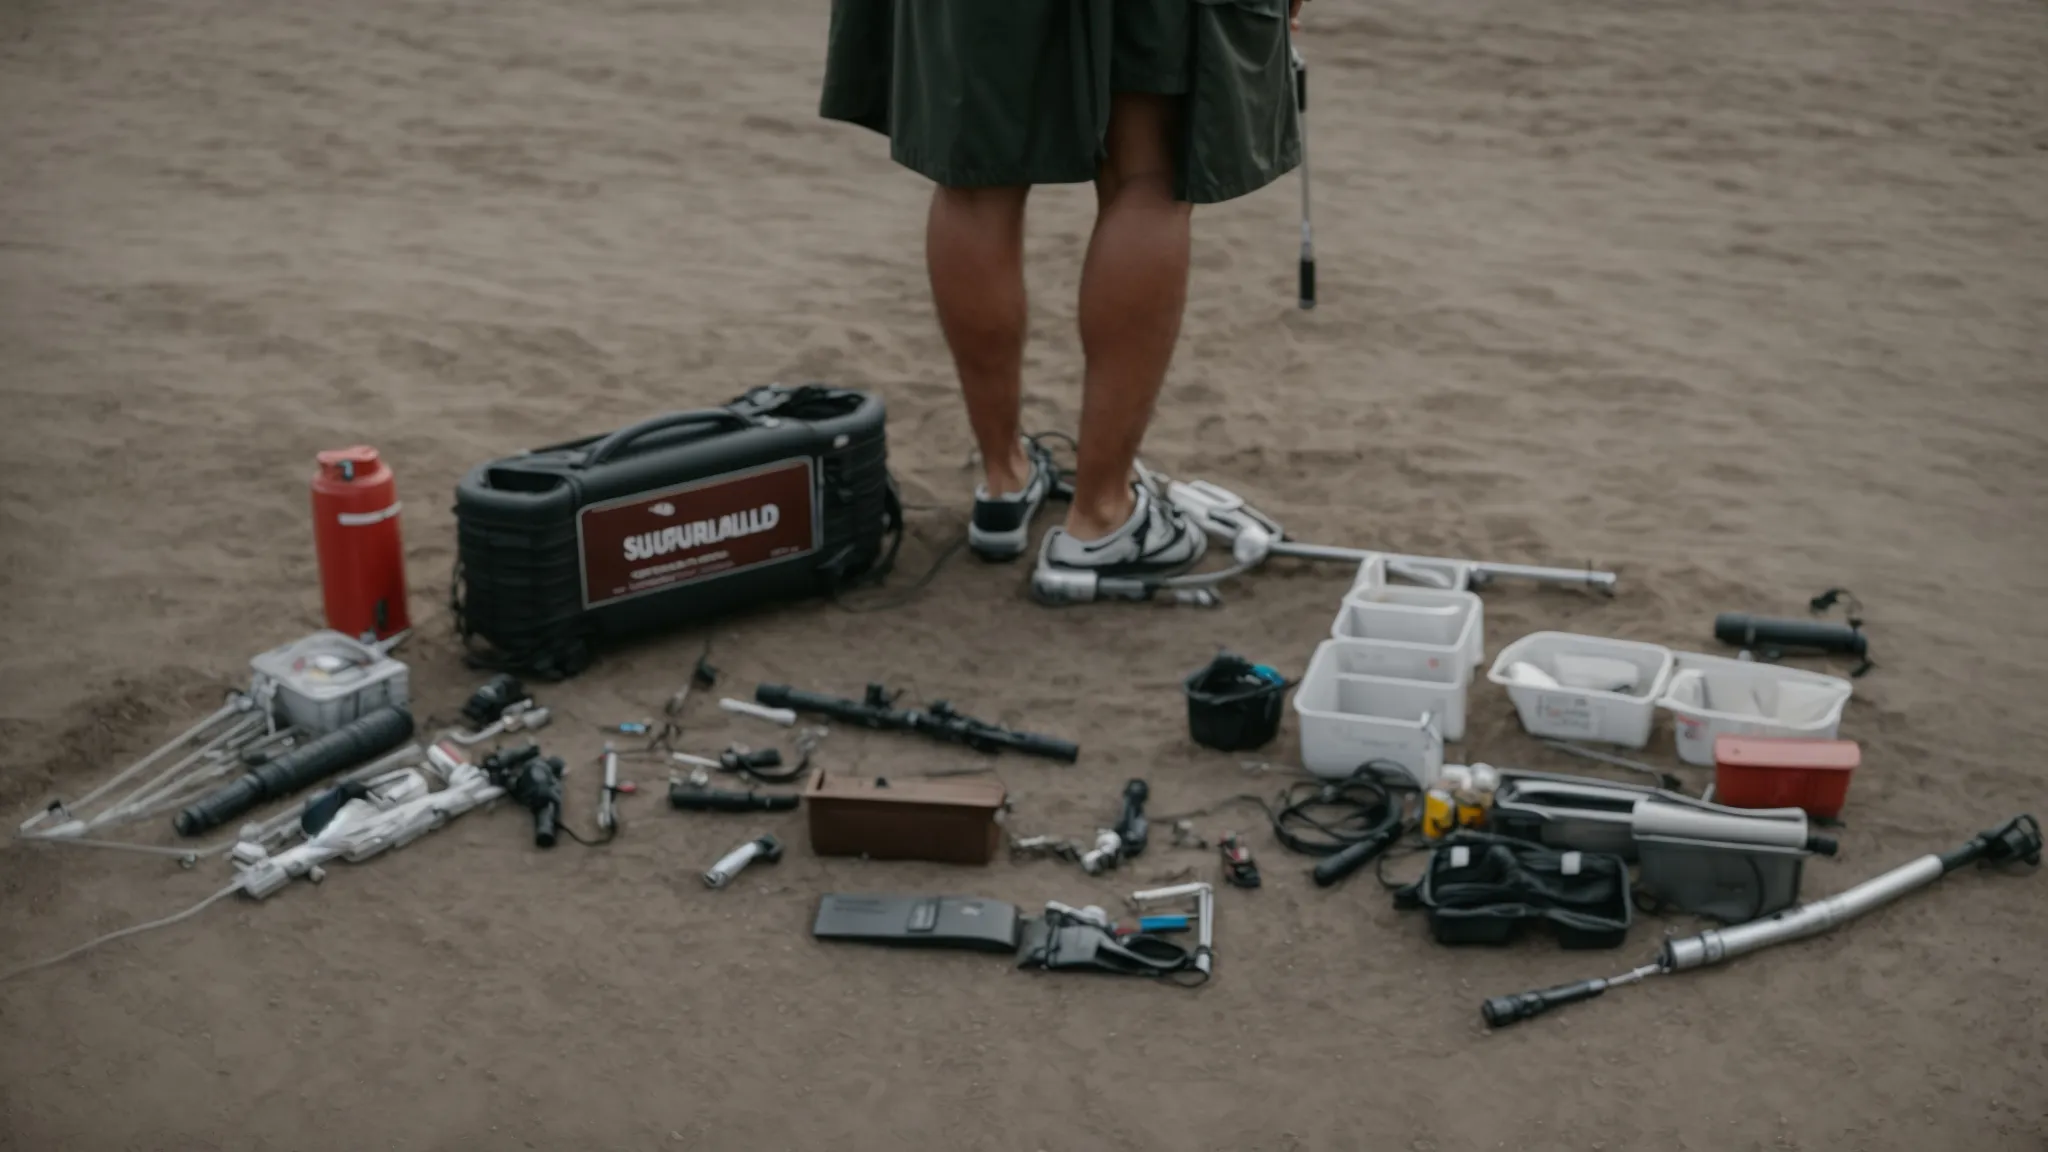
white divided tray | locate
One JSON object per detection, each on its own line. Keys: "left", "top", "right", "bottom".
{"left": 1293, "top": 640, "right": 1448, "bottom": 783}
{"left": 1655, "top": 651, "right": 1853, "bottom": 766}
{"left": 1309, "top": 636, "right": 1471, "bottom": 741}
{"left": 1330, "top": 584, "right": 1484, "bottom": 670}
{"left": 1486, "top": 631, "right": 1675, "bottom": 749}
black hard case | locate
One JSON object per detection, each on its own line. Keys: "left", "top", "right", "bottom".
{"left": 453, "top": 384, "right": 894, "bottom": 676}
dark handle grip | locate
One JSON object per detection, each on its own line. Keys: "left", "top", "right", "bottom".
{"left": 532, "top": 800, "right": 559, "bottom": 848}
{"left": 1299, "top": 257, "right": 1316, "bottom": 311}
{"left": 1481, "top": 978, "right": 1611, "bottom": 1028}
{"left": 1312, "top": 832, "right": 1389, "bottom": 887}
{"left": 1712, "top": 613, "right": 1867, "bottom": 657}
{"left": 1006, "top": 732, "right": 1080, "bottom": 763}
{"left": 585, "top": 408, "right": 753, "bottom": 466}
{"left": 734, "top": 748, "right": 783, "bottom": 770}
{"left": 669, "top": 784, "right": 800, "bottom": 812}
{"left": 174, "top": 707, "right": 414, "bottom": 838}
{"left": 1294, "top": 53, "right": 1307, "bottom": 112}
{"left": 754, "top": 683, "right": 852, "bottom": 717}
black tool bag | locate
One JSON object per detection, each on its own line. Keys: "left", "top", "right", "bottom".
{"left": 1394, "top": 832, "right": 1632, "bottom": 949}
{"left": 453, "top": 384, "right": 897, "bottom": 678}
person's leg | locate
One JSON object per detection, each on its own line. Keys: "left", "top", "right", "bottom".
{"left": 1065, "top": 92, "right": 1195, "bottom": 541}
{"left": 927, "top": 184, "right": 1034, "bottom": 497}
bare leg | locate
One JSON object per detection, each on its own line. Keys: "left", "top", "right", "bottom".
{"left": 1066, "top": 92, "right": 1194, "bottom": 540}
{"left": 927, "top": 184, "right": 1034, "bottom": 496}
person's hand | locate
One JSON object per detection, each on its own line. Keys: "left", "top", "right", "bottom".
{"left": 1290, "top": 0, "right": 1305, "bottom": 32}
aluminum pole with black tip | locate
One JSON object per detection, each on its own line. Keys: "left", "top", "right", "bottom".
{"left": 1291, "top": 44, "right": 1315, "bottom": 310}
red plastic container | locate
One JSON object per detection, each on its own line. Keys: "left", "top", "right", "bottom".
{"left": 1713, "top": 735, "right": 1860, "bottom": 819}
{"left": 311, "top": 446, "right": 411, "bottom": 642}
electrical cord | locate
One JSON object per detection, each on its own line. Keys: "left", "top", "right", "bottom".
{"left": 1158, "top": 762, "right": 1423, "bottom": 888}
{"left": 1246, "top": 761, "right": 1420, "bottom": 856}
{"left": 831, "top": 431, "right": 1077, "bottom": 614}
{"left": 0, "top": 882, "right": 242, "bottom": 984}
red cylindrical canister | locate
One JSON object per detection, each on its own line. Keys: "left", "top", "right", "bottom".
{"left": 311, "top": 446, "right": 411, "bottom": 641}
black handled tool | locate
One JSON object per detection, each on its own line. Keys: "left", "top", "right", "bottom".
{"left": 483, "top": 746, "right": 566, "bottom": 848}
{"left": 1482, "top": 815, "right": 2040, "bottom": 1029}
{"left": 1115, "top": 780, "right": 1150, "bottom": 858}
{"left": 668, "top": 780, "right": 800, "bottom": 813}
{"left": 755, "top": 683, "right": 1079, "bottom": 763}
{"left": 1311, "top": 826, "right": 1400, "bottom": 887}
{"left": 175, "top": 707, "right": 415, "bottom": 837}
{"left": 1482, "top": 967, "right": 1660, "bottom": 1027}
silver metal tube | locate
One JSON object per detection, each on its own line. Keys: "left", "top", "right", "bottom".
{"left": 598, "top": 744, "right": 620, "bottom": 833}
{"left": 1272, "top": 539, "right": 1617, "bottom": 592}
{"left": 87, "top": 713, "right": 267, "bottom": 829}
{"left": 47, "top": 697, "right": 247, "bottom": 821}
{"left": 1661, "top": 854, "right": 1945, "bottom": 971}
{"left": 704, "top": 834, "right": 780, "bottom": 889}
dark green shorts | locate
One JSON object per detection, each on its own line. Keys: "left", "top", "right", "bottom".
{"left": 819, "top": 0, "right": 1302, "bottom": 204}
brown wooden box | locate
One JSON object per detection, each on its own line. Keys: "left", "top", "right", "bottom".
{"left": 803, "top": 769, "right": 1006, "bottom": 865}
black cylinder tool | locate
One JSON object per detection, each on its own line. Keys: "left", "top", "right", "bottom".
{"left": 175, "top": 707, "right": 415, "bottom": 838}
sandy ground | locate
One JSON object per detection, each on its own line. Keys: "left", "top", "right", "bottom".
{"left": 3, "top": 0, "right": 2047, "bottom": 1147}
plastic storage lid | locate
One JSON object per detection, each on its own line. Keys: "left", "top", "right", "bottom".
{"left": 1713, "top": 735, "right": 1860, "bottom": 770}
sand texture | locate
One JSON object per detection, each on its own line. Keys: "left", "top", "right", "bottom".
{"left": 3, "top": 0, "right": 2046, "bottom": 1148}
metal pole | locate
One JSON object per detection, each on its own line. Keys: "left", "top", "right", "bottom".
{"left": 1273, "top": 539, "right": 1619, "bottom": 594}
{"left": 1291, "top": 45, "right": 1315, "bottom": 310}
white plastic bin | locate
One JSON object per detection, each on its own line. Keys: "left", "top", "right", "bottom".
{"left": 1330, "top": 587, "right": 1484, "bottom": 670}
{"left": 1655, "top": 651, "right": 1853, "bottom": 766}
{"left": 1294, "top": 640, "right": 1447, "bottom": 783}
{"left": 1486, "top": 632, "right": 1675, "bottom": 749}
{"left": 1352, "top": 553, "right": 1473, "bottom": 594}
{"left": 1312, "top": 636, "right": 1470, "bottom": 741}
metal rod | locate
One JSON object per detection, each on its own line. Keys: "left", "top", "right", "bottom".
{"left": 1291, "top": 43, "right": 1315, "bottom": 311}
{"left": 1273, "top": 539, "right": 1617, "bottom": 593}
{"left": 83, "top": 713, "right": 267, "bottom": 830}
{"left": 1482, "top": 815, "right": 2040, "bottom": 1028}
{"left": 27, "top": 698, "right": 248, "bottom": 831}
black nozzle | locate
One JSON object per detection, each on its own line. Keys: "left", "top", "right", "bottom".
{"left": 1312, "top": 830, "right": 1394, "bottom": 887}
{"left": 1939, "top": 814, "right": 2042, "bottom": 872}
{"left": 1482, "top": 977, "right": 1614, "bottom": 1028}
{"left": 1807, "top": 834, "right": 1839, "bottom": 857}
{"left": 725, "top": 748, "right": 783, "bottom": 772}
{"left": 500, "top": 753, "right": 565, "bottom": 849}
{"left": 462, "top": 675, "right": 526, "bottom": 726}
{"left": 756, "top": 834, "right": 784, "bottom": 864}
{"left": 1117, "top": 779, "right": 1151, "bottom": 858}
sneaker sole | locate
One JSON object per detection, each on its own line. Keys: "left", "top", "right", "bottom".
{"left": 968, "top": 521, "right": 1032, "bottom": 562}
{"left": 1040, "top": 524, "right": 1209, "bottom": 580}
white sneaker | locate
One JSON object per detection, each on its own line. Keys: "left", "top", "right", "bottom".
{"left": 1043, "top": 482, "right": 1207, "bottom": 578}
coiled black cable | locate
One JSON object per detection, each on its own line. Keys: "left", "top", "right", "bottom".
{"left": 1252, "top": 762, "right": 1419, "bottom": 856}
{"left": 1229, "top": 761, "right": 1423, "bottom": 887}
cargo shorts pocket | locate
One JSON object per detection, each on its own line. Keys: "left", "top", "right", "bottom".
{"left": 1186, "top": 0, "right": 1299, "bottom": 203}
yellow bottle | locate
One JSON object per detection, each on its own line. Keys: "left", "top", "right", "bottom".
{"left": 1422, "top": 788, "right": 1457, "bottom": 840}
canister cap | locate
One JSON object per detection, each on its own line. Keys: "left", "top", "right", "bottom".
{"left": 317, "top": 446, "right": 381, "bottom": 482}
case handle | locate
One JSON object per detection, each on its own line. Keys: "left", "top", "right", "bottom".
{"left": 584, "top": 408, "right": 755, "bottom": 466}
